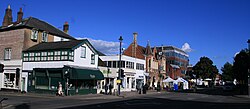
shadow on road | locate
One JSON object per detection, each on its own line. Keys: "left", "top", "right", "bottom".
{"left": 58, "top": 97, "right": 250, "bottom": 109}
{"left": 171, "top": 87, "right": 242, "bottom": 96}
{"left": 15, "top": 103, "right": 30, "bottom": 109}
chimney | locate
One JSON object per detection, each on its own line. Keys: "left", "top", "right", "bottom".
{"left": 133, "top": 32, "right": 138, "bottom": 44}
{"left": 17, "top": 8, "right": 23, "bottom": 23}
{"left": 63, "top": 22, "right": 69, "bottom": 33}
{"left": 2, "top": 5, "right": 13, "bottom": 27}
{"left": 132, "top": 32, "right": 138, "bottom": 58}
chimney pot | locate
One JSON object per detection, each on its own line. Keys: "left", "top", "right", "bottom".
{"left": 63, "top": 21, "right": 69, "bottom": 33}
{"left": 17, "top": 8, "right": 23, "bottom": 23}
{"left": 2, "top": 5, "right": 13, "bottom": 27}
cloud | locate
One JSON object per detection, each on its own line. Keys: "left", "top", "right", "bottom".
{"left": 181, "top": 43, "right": 193, "bottom": 53}
{"left": 77, "top": 37, "right": 120, "bottom": 55}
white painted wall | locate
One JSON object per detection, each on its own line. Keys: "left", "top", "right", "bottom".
{"left": 99, "top": 55, "right": 146, "bottom": 92}
{"left": 0, "top": 59, "right": 22, "bottom": 90}
{"left": 53, "top": 36, "right": 70, "bottom": 42}
{"left": 23, "top": 61, "right": 68, "bottom": 70}
{"left": 68, "top": 43, "right": 98, "bottom": 68}
{"left": 23, "top": 43, "right": 98, "bottom": 71}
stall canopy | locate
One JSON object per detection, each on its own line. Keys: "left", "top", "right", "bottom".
{"left": 163, "top": 77, "right": 174, "bottom": 83}
{"left": 174, "top": 77, "right": 189, "bottom": 90}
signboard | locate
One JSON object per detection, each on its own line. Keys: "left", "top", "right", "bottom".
{"left": 116, "top": 79, "right": 121, "bottom": 84}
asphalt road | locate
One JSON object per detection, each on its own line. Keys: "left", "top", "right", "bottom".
{"left": 1, "top": 91, "right": 250, "bottom": 109}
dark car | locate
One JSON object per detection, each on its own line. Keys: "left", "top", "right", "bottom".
{"left": 222, "top": 82, "right": 235, "bottom": 91}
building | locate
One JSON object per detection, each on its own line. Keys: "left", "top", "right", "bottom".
{"left": 0, "top": 5, "right": 75, "bottom": 91}
{"left": 22, "top": 39, "right": 103, "bottom": 95}
{"left": 98, "top": 55, "right": 146, "bottom": 92}
{"left": 158, "top": 46, "right": 189, "bottom": 79}
{"left": 123, "top": 33, "right": 166, "bottom": 88}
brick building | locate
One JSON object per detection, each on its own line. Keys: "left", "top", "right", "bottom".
{"left": 123, "top": 33, "right": 166, "bottom": 88}
{"left": 0, "top": 5, "right": 75, "bottom": 90}
{"left": 157, "top": 46, "right": 189, "bottom": 79}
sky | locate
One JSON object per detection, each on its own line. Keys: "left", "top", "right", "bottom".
{"left": 1, "top": 0, "right": 249, "bottom": 73}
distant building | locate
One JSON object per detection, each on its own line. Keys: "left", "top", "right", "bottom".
{"left": 157, "top": 46, "right": 189, "bottom": 79}
{"left": 123, "top": 33, "right": 166, "bottom": 88}
{"left": 98, "top": 55, "right": 146, "bottom": 92}
{"left": 0, "top": 5, "right": 75, "bottom": 91}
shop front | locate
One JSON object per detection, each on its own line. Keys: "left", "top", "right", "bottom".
{"left": 26, "top": 66, "right": 104, "bottom": 95}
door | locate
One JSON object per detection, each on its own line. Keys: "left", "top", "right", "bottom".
{"left": 22, "top": 77, "right": 25, "bottom": 92}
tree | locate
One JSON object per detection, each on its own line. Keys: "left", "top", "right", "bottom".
{"left": 221, "top": 62, "right": 233, "bottom": 81}
{"left": 193, "top": 57, "right": 219, "bottom": 80}
{"left": 232, "top": 49, "right": 250, "bottom": 95}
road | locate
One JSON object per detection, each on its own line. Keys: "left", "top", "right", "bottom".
{"left": 1, "top": 91, "right": 250, "bottom": 109}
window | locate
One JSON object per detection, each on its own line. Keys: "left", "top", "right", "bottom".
{"left": 54, "top": 51, "right": 60, "bottom": 60}
{"left": 31, "top": 29, "right": 38, "bottom": 40}
{"left": 34, "top": 52, "right": 41, "bottom": 61}
{"left": 41, "top": 52, "right": 47, "bottom": 61}
{"left": 136, "top": 63, "right": 144, "bottom": 70}
{"left": 112, "top": 61, "right": 117, "bottom": 68}
{"left": 107, "top": 61, "right": 111, "bottom": 67}
{"left": 61, "top": 51, "right": 68, "bottom": 61}
{"left": 4, "top": 48, "right": 11, "bottom": 60}
{"left": 69, "top": 51, "right": 74, "bottom": 61}
{"left": 91, "top": 54, "right": 95, "bottom": 64}
{"left": 47, "top": 51, "right": 54, "bottom": 61}
{"left": 29, "top": 52, "right": 35, "bottom": 61}
{"left": 23, "top": 53, "right": 29, "bottom": 61}
{"left": 81, "top": 46, "right": 86, "bottom": 58}
{"left": 117, "top": 61, "right": 125, "bottom": 68}
{"left": 126, "top": 61, "right": 134, "bottom": 69}
{"left": 42, "top": 32, "right": 48, "bottom": 42}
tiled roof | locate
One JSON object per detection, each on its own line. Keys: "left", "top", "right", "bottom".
{"left": 0, "top": 17, "right": 75, "bottom": 40}
{"left": 24, "top": 40, "right": 85, "bottom": 52}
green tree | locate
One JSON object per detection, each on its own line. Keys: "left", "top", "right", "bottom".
{"left": 193, "top": 57, "right": 219, "bottom": 80}
{"left": 221, "top": 62, "right": 233, "bottom": 81}
{"left": 233, "top": 49, "right": 250, "bottom": 94}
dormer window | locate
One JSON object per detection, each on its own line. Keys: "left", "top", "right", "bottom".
{"left": 31, "top": 29, "right": 38, "bottom": 40}
{"left": 42, "top": 32, "right": 48, "bottom": 42}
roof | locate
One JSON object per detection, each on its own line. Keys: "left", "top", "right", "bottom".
{"left": 24, "top": 39, "right": 98, "bottom": 54}
{"left": 24, "top": 40, "right": 83, "bottom": 51}
{"left": 145, "top": 42, "right": 153, "bottom": 55}
{"left": 0, "top": 17, "right": 75, "bottom": 40}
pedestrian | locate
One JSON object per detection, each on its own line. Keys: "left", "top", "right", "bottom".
{"left": 109, "top": 83, "right": 113, "bottom": 95}
{"left": 57, "top": 82, "right": 63, "bottom": 96}
{"left": 104, "top": 84, "right": 108, "bottom": 95}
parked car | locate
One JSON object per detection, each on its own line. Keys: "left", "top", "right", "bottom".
{"left": 222, "top": 82, "right": 235, "bottom": 91}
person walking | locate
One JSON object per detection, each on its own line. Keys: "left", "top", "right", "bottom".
{"left": 109, "top": 83, "right": 113, "bottom": 95}
{"left": 57, "top": 82, "right": 63, "bottom": 96}
{"left": 104, "top": 84, "right": 108, "bottom": 95}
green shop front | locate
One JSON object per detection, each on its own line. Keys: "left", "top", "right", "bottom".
{"left": 27, "top": 66, "right": 104, "bottom": 95}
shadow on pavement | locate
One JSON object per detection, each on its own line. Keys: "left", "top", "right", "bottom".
{"left": 58, "top": 97, "right": 250, "bottom": 109}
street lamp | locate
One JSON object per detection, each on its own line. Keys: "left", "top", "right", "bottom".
{"left": 118, "top": 36, "right": 123, "bottom": 96}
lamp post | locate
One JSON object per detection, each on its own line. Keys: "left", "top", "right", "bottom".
{"left": 118, "top": 36, "right": 123, "bottom": 96}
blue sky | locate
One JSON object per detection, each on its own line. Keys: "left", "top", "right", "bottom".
{"left": 1, "top": 0, "right": 249, "bottom": 72}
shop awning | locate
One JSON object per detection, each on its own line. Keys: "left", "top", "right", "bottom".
{"left": 69, "top": 67, "right": 104, "bottom": 80}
